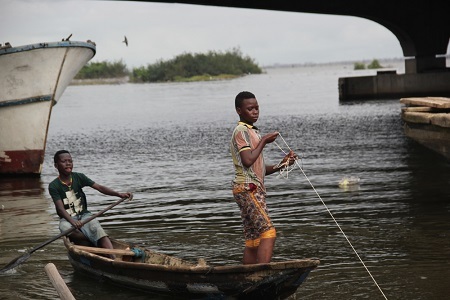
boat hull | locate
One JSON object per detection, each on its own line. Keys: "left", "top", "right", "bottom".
{"left": 0, "top": 41, "right": 96, "bottom": 175}
{"left": 64, "top": 238, "right": 319, "bottom": 299}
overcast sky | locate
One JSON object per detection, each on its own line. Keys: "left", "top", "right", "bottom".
{"left": 2, "top": 0, "right": 407, "bottom": 68}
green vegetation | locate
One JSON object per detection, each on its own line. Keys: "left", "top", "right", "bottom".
{"left": 367, "top": 59, "right": 383, "bottom": 69}
{"left": 73, "top": 49, "right": 261, "bottom": 84}
{"left": 130, "top": 48, "right": 262, "bottom": 83}
{"left": 354, "top": 59, "right": 384, "bottom": 70}
{"left": 354, "top": 62, "right": 366, "bottom": 70}
{"left": 75, "top": 60, "right": 129, "bottom": 79}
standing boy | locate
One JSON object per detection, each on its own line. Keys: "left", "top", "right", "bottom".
{"left": 230, "top": 91, "right": 296, "bottom": 264}
{"left": 48, "top": 150, "right": 133, "bottom": 253}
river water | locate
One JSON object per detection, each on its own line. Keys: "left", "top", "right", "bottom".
{"left": 1, "top": 63, "right": 450, "bottom": 300}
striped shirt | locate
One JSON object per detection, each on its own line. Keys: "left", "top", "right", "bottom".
{"left": 230, "top": 121, "right": 266, "bottom": 191}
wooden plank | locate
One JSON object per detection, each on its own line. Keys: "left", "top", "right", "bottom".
{"left": 45, "top": 263, "right": 76, "bottom": 300}
{"left": 401, "top": 106, "right": 435, "bottom": 112}
{"left": 400, "top": 97, "right": 450, "bottom": 109}
{"left": 426, "top": 97, "right": 450, "bottom": 102}
{"left": 72, "top": 245, "right": 135, "bottom": 256}
{"left": 430, "top": 113, "right": 450, "bottom": 128}
{"left": 402, "top": 111, "right": 433, "bottom": 124}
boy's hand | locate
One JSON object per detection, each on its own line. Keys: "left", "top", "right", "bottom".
{"left": 120, "top": 192, "right": 133, "bottom": 201}
{"left": 262, "top": 132, "right": 279, "bottom": 144}
{"left": 71, "top": 219, "right": 83, "bottom": 229}
{"left": 282, "top": 150, "right": 298, "bottom": 166}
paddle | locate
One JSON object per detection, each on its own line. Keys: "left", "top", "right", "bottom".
{"left": 71, "top": 245, "right": 136, "bottom": 256}
{"left": 0, "top": 197, "right": 128, "bottom": 273}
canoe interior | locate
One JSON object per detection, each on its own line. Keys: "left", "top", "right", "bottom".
{"left": 63, "top": 237, "right": 319, "bottom": 299}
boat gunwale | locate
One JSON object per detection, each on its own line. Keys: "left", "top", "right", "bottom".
{"left": 0, "top": 40, "right": 96, "bottom": 56}
{"left": 65, "top": 238, "right": 320, "bottom": 274}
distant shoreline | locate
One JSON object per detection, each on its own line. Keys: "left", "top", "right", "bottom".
{"left": 70, "top": 74, "right": 242, "bottom": 85}
{"left": 70, "top": 76, "right": 129, "bottom": 85}
{"left": 70, "top": 58, "right": 412, "bottom": 85}
{"left": 263, "top": 57, "right": 406, "bottom": 68}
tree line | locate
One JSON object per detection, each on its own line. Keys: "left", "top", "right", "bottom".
{"left": 74, "top": 48, "right": 262, "bottom": 83}
{"left": 75, "top": 60, "right": 129, "bottom": 79}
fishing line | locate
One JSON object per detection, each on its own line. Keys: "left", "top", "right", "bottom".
{"left": 274, "top": 133, "right": 388, "bottom": 300}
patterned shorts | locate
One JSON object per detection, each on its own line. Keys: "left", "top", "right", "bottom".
{"left": 232, "top": 183, "right": 275, "bottom": 242}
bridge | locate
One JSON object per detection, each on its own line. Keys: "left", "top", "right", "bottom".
{"left": 141, "top": 0, "right": 450, "bottom": 100}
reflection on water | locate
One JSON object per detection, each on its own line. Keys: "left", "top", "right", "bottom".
{"left": 0, "top": 177, "right": 55, "bottom": 244}
{"left": 1, "top": 65, "right": 450, "bottom": 300}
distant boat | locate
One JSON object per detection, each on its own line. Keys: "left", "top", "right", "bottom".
{"left": 0, "top": 40, "right": 96, "bottom": 175}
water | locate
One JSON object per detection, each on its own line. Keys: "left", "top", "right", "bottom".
{"left": 1, "top": 63, "right": 450, "bottom": 300}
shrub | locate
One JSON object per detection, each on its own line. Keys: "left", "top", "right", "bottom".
{"left": 354, "top": 62, "right": 366, "bottom": 70}
{"left": 367, "top": 59, "right": 383, "bottom": 69}
{"left": 75, "top": 60, "right": 129, "bottom": 79}
{"left": 130, "top": 48, "right": 262, "bottom": 83}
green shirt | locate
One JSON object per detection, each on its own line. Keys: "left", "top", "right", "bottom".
{"left": 48, "top": 172, "right": 95, "bottom": 217}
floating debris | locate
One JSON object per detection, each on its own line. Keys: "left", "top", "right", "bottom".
{"left": 338, "top": 176, "right": 360, "bottom": 188}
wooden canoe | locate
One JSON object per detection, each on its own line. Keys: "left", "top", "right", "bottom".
{"left": 63, "top": 237, "right": 319, "bottom": 299}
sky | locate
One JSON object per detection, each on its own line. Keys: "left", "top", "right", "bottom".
{"left": 1, "top": 0, "right": 406, "bottom": 68}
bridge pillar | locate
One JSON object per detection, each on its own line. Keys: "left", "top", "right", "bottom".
{"left": 339, "top": 55, "right": 450, "bottom": 101}
{"left": 405, "top": 56, "right": 447, "bottom": 73}
{"left": 339, "top": 69, "right": 450, "bottom": 101}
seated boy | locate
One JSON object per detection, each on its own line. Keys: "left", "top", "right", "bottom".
{"left": 48, "top": 150, "right": 133, "bottom": 254}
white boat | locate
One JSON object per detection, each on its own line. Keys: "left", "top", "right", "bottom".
{"left": 0, "top": 40, "right": 96, "bottom": 175}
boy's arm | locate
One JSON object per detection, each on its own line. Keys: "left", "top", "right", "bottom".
{"left": 91, "top": 183, "right": 133, "bottom": 200}
{"left": 240, "top": 132, "right": 279, "bottom": 168}
{"left": 265, "top": 164, "right": 282, "bottom": 175}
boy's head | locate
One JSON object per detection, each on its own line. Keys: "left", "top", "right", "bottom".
{"left": 235, "top": 91, "right": 259, "bottom": 125}
{"left": 54, "top": 150, "right": 70, "bottom": 164}
{"left": 235, "top": 91, "right": 256, "bottom": 109}
{"left": 53, "top": 150, "right": 73, "bottom": 175}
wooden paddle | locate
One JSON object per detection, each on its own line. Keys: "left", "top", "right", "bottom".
{"left": 0, "top": 197, "right": 128, "bottom": 273}
{"left": 71, "top": 245, "right": 136, "bottom": 256}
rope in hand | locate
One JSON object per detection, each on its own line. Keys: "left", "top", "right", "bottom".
{"left": 273, "top": 135, "right": 303, "bottom": 179}
{"left": 274, "top": 133, "right": 388, "bottom": 300}
{"left": 274, "top": 153, "right": 297, "bottom": 179}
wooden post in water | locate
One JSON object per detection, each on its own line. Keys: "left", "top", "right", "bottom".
{"left": 44, "top": 263, "right": 75, "bottom": 300}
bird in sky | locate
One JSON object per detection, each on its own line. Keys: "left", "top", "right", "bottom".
{"left": 123, "top": 35, "right": 128, "bottom": 47}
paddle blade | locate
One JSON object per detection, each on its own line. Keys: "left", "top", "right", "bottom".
{"left": 0, "top": 252, "right": 31, "bottom": 273}
{"left": 0, "top": 197, "right": 127, "bottom": 273}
